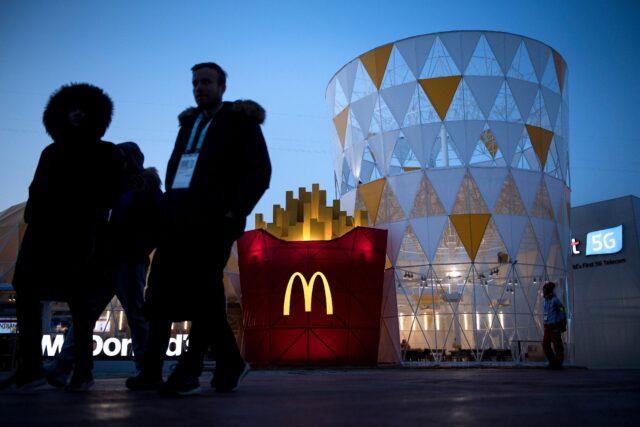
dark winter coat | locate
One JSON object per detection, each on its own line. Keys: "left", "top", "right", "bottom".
{"left": 13, "top": 84, "right": 125, "bottom": 301}
{"left": 145, "top": 100, "right": 271, "bottom": 320}
{"left": 107, "top": 167, "right": 163, "bottom": 263}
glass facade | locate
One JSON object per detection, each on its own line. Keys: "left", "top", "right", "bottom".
{"left": 327, "top": 31, "right": 570, "bottom": 362}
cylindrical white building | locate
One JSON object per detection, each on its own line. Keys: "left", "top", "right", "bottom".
{"left": 326, "top": 31, "right": 570, "bottom": 362}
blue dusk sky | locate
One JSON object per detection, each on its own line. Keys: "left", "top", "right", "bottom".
{"left": 1, "top": 0, "right": 639, "bottom": 224}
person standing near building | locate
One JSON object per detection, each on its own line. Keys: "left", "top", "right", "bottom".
{"left": 0, "top": 83, "right": 124, "bottom": 391}
{"left": 126, "top": 62, "right": 271, "bottom": 397}
{"left": 45, "top": 141, "right": 162, "bottom": 386}
{"left": 542, "top": 281, "right": 567, "bottom": 370}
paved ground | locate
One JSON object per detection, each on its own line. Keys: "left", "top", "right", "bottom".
{"left": 1, "top": 366, "right": 639, "bottom": 426}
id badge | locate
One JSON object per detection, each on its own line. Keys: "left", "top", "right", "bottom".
{"left": 172, "top": 153, "right": 199, "bottom": 189}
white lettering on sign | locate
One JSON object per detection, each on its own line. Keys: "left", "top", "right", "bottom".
{"left": 41, "top": 334, "right": 189, "bottom": 357}
{"left": 586, "top": 225, "right": 623, "bottom": 256}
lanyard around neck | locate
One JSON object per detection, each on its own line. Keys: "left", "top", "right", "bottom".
{"left": 185, "top": 106, "right": 221, "bottom": 153}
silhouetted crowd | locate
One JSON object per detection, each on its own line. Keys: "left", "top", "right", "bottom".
{"left": 1, "top": 61, "right": 271, "bottom": 397}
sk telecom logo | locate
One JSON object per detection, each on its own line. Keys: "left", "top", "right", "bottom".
{"left": 283, "top": 272, "right": 334, "bottom": 316}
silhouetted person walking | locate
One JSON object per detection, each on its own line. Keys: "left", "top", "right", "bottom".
{"left": 542, "top": 281, "right": 567, "bottom": 370}
{"left": 126, "top": 62, "right": 270, "bottom": 397}
{"left": 0, "top": 83, "right": 124, "bottom": 391}
{"left": 45, "top": 142, "right": 162, "bottom": 386}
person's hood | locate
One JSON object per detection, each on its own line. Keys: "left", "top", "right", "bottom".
{"left": 178, "top": 100, "right": 266, "bottom": 127}
{"left": 118, "top": 141, "right": 145, "bottom": 174}
{"left": 43, "top": 83, "right": 113, "bottom": 142}
{"left": 127, "top": 167, "right": 162, "bottom": 192}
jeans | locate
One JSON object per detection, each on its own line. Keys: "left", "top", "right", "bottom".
{"left": 542, "top": 323, "right": 564, "bottom": 367}
{"left": 52, "top": 261, "right": 149, "bottom": 373}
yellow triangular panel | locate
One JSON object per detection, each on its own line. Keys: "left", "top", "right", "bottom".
{"left": 552, "top": 51, "right": 566, "bottom": 93}
{"left": 525, "top": 124, "right": 554, "bottom": 169}
{"left": 418, "top": 76, "right": 462, "bottom": 121}
{"left": 333, "top": 106, "right": 349, "bottom": 148}
{"left": 360, "top": 43, "right": 393, "bottom": 90}
{"left": 449, "top": 214, "right": 491, "bottom": 261}
{"left": 358, "top": 178, "right": 386, "bottom": 225}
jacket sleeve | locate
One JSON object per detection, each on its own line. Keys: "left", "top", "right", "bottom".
{"left": 227, "top": 117, "right": 271, "bottom": 218}
{"left": 23, "top": 145, "right": 54, "bottom": 224}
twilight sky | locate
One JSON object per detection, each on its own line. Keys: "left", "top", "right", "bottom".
{"left": 1, "top": 0, "right": 639, "bottom": 224}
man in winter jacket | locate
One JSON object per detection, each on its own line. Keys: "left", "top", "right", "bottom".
{"left": 542, "top": 281, "right": 567, "bottom": 370}
{"left": 127, "top": 62, "right": 271, "bottom": 397}
{"left": 1, "top": 83, "right": 124, "bottom": 391}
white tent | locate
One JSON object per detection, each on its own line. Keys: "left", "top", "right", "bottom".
{"left": 0, "top": 202, "right": 26, "bottom": 286}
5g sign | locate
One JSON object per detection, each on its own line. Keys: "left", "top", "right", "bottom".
{"left": 586, "top": 225, "right": 623, "bottom": 256}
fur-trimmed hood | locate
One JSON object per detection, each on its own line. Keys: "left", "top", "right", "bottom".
{"left": 43, "top": 83, "right": 113, "bottom": 142}
{"left": 178, "top": 100, "right": 266, "bottom": 126}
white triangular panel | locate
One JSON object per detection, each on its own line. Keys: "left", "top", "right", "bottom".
{"left": 541, "top": 86, "right": 561, "bottom": 129}
{"left": 544, "top": 175, "right": 565, "bottom": 219}
{"left": 395, "top": 35, "right": 437, "bottom": 80}
{"left": 493, "top": 215, "right": 528, "bottom": 259}
{"left": 464, "top": 35, "right": 502, "bottom": 76}
{"left": 487, "top": 121, "right": 524, "bottom": 165}
{"left": 384, "top": 129, "right": 404, "bottom": 166}
{"left": 507, "top": 78, "right": 538, "bottom": 121}
{"left": 488, "top": 80, "right": 522, "bottom": 122}
{"left": 352, "top": 60, "right": 378, "bottom": 102}
{"left": 387, "top": 172, "right": 424, "bottom": 217}
{"left": 360, "top": 159, "right": 376, "bottom": 183}
{"left": 444, "top": 120, "right": 485, "bottom": 165}
{"left": 340, "top": 188, "right": 357, "bottom": 215}
{"left": 558, "top": 224, "right": 571, "bottom": 265}
{"left": 523, "top": 39, "right": 551, "bottom": 83}
{"left": 530, "top": 217, "right": 556, "bottom": 262}
{"left": 383, "top": 220, "right": 409, "bottom": 264}
{"left": 427, "top": 168, "right": 467, "bottom": 214}
{"left": 350, "top": 93, "right": 378, "bottom": 138}
{"left": 445, "top": 80, "right": 484, "bottom": 121}
{"left": 402, "top": 84, "right": 440, "bottom": 127}
{"left": 556, "top": 135, "right": 568, "bottom": 180}
{"left": 511, "top": 169, "right": 541, "bottom": 213}
{"left": 507, "top": 41, "right": 537, "bottom": 83}
{"left": 541, "top": 55, "right": 560, "bottom": 93}
{"left": 420, "top": 36, "right": 460, "bottom": 78}
{"left": 526, "top": 90, "right": 552, "bottom": 129}
{"left": 381, "top": 82, "right": 418, "bottom": 127}
{"left": 375, "top": 95, "right": 400, "bottom": 133}
{"left": 344, "top": 110, "right": 362, "bottom": 150}
{"left": 381, "top": 45, "right": 416, "bottom": 89}
{"left": 469, "top": 167, "right": 509, "bottom": 211}
{"left": 337, "top": 60, "right": 359, "bottom": 103}
{"left": 345, "top": 140, "right": 366, "bottom": 181}
{"left": 485, "top": 32, "right": 521, "bottom": 75}
{"left": 403, "top": 123, "right": 440, "bottom": 168}
{"left": 464, "top": 76, "right": 504, "bottom": 118}
{"left": 409, "top": 216, "right": 449, "bottom": 262}
{"left": 439, "top": 31, "right": 481, "bottom": 75}
{"left": 367, "top": 133, "right": 394, "bottom": 176}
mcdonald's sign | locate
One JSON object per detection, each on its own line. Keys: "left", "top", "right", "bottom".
{"left": 237, "top": 227, "right": 388, "bottom": 366}
{"left": 283, "top": 272, "right": 333, "bottom": 316}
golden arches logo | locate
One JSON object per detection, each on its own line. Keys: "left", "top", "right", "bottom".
{"left": 283, "top": 272, "right": 334, "bottom": 316}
